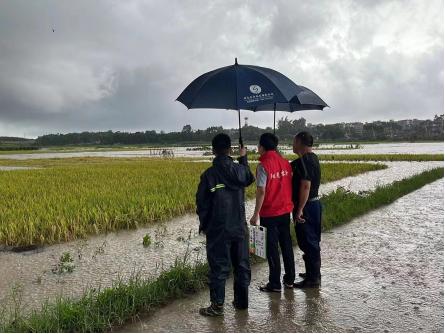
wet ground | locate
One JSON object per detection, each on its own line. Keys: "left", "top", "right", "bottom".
{"left": 0, "top": 161, "right": 442, "bottom": 312}
{"left": 123, "top": 179, "right": 444, "bottom": 333}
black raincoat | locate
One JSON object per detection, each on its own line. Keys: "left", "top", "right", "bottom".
{"left": 196, "top": 154, "right": 255, "bottom": 306}
{"left": 196, "top": 154, "right": 254, "bottom": 238}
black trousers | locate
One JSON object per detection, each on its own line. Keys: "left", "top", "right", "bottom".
{"left": 206, "top": 231, "right": 251, "bottom": 307}
{"left": 260, "top": 213, "right": 295, "bottom": 289}
{"left": 295, "top": 200, "right": 322, "bottom": 280}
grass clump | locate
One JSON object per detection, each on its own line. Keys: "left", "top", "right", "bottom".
{"left": 51, "top": 252, "right": 75, "bottom": 274}
{"left": 142, "top": 234, "right": 152, "bottom": 247}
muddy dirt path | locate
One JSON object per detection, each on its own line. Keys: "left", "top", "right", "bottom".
{"left": 123, "top": 179, "right": 444, "bottom": 333}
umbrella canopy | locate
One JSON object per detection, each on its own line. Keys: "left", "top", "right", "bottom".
{"left": 176, "top": 59, "right": 328, "bottom": 144}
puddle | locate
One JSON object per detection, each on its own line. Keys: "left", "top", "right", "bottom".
{"left": 123, "top": 179, "right": 444, "bottom": 333}
{"left": 0, "top": 161, "right": 443, "bottom": 315}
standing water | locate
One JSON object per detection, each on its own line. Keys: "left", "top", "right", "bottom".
{"left": 0, "top": 142, "right": 442, "bottom": 160}
{"left": 123, "top": 179, "right": 444, "bottom": 333}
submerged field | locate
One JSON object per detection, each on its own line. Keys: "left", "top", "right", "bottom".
{"left": 1, "top": 167, "right": 442, "bottom": 333}
{"left": 0, "top": 157, "right": 386, "bottom": 246}
{"left": 315, "top": 153, "right": 444, "bottom": 161}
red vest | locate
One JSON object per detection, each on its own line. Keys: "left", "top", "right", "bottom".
{"left": 258, "top": 150, "right": 294, "bottom": 217}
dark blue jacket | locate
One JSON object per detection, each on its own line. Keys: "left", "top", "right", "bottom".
{"left": 196, "top": 154, "right": 255, "bottom": 239}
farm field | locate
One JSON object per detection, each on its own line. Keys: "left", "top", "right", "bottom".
{"left": 1, "top": 167, "right": 442, "bottom": 333}
{"left": 0, "top": 157, "right": 386, "bottom": 246}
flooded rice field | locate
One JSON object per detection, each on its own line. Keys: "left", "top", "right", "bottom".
{"left": 0, "top": 166, "right": 36, "bottom": 171}
{"left": 0, "top": 160, "right": 442, "bottom": 314}
{"left": 288, "top": 141, "right": 444, "bottom": 155}
{"left": 319, "top": 161, "right": 443, "bottom": 194}
{"left": 0, "top": 142, "right": 442, "bottom": 160}
{"left": 123, "top": 179, "right": 444, "bottom": 333}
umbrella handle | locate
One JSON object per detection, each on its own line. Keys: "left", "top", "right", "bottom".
{"left": 238, "top": 109, "right": 243, "bottom": 147}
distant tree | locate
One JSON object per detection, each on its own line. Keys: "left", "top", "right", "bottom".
{"left": 276, "top": 117, "right": 307, "bottom": 140}
{"left": 182, "top": 124, "right": 192, "bottom": 133}
{"left": 320, "top": 124, "right": 345, "bottom": 140}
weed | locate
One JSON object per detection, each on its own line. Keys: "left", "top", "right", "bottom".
{"left": 51, "top": 252, "right": 75, "bottom": 274}
{"left": 142, "top": 234, "right": 151, "bottom": 247}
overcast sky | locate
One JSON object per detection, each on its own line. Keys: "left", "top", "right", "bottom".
{"left": 0, "top": 0, "right": 443, "bottom": 137}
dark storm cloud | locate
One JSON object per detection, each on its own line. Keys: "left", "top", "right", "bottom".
{"left": 0, "top": 0, "right": 442, "bottom": 137}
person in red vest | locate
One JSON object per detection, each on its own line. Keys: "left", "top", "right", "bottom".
{"left": 249, "top": 133, "right": 295, "bottom": 292}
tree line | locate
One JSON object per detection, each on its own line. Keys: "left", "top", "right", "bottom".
{"left": 34, "top": 115, "right": 444, "bottom": 146}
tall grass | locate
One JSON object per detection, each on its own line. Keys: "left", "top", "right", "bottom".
{"left": 1, "top": 167, "right": 442, "bottom": 333}
{"left": 0, "top": 158, "right": 385, "bottom": 246}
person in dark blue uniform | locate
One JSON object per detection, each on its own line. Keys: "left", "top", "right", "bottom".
{"left": 291, "top": 131, "right": 322, "bottom": 288}
{"left": 196, "top": 133, "right": 255, "bottom": 316}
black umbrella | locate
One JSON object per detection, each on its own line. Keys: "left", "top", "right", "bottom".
{"left": 177, "top": 58, "right": 328, "bottom": 145}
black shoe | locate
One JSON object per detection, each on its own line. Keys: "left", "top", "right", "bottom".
{"left": 258, "top": 283, "right": 281, "bottom": 293}
{"left": 283, "top": 281, "right": 294, "bottom": 289}
{"left": 199, "top": 303, "right": 224, "bottom": 317}
{"left": 299, "top": 273, "right": 322, "bottom": 279}
{"left": 232, "top": 300, "right": 248, "bottom": 310}
{"left": 293, "top": 278, "right": 321, "bottom": 289}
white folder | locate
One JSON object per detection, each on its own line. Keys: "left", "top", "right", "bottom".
{"left": 249, "top": 225, "right": 267, "bottom": 259}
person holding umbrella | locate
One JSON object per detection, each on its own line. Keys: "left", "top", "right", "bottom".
{"left": 178, "top": 58, "right": 328, "bottom": 304}
{"left": 249, "top": 132, "right": 295, "bottom": 292}
{"left": 196, "top": 133, "right": 255, "bottom": 316}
